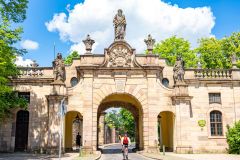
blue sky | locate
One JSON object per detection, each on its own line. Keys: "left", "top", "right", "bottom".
{"left": 18, "top": 0, "right": 240, "bottom": 67}
{"left": 163, "top": 0, "right": 240, "bottom": 38}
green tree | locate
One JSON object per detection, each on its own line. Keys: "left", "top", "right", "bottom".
{"left": 119, "top": 108, "right": 135, "bottom": 138}
{"left": 226, "top": 121, "right": 240, "bottom": 154}
{"left": 64, "top": 51, "right": 79, "bottom": 65}
{"left": 221, "top": 32, "right": 240, "bottom": 68}
{"left": 104, "top": 110, "right": 121, "bottom": 130}
{"left": 197, "top": 37, "right": 230, "bottom": 69}
{"left": 104, "top": 108, "right": 135, "bottom": 139}
{"left": 0, "top": 0, "right": 29, "bottom": 120}
{"left": 153, "top": 36, "right": 198, "bottom": 68}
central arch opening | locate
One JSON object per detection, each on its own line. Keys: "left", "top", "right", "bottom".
{"left": 97, "top": 93, "right": 144, "bottom": 151}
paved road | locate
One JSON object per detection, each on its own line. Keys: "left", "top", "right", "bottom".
{"left": 100, "top": 144, "right": 153, "bottom": 160}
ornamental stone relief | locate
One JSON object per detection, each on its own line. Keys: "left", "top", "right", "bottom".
{"left": 107, "top": 45, "right": 132, "bottom": 67}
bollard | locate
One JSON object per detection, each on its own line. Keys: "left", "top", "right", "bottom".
{"left": 163, "top": 145, "right": 165, "bottom": 155}
{"left": 79, "top": 146, "right": 82, "bottom": 157}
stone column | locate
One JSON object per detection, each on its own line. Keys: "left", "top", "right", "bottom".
{"left": 98, "top": 112, "right": 106, "bottom": 145}
{"left": 111, "top": 127, "right": 116, "bottom": 143}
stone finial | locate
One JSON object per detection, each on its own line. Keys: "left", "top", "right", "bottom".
{"left": 30, "top": 60, "right": 39, "bottom": 68}
{"left": 144, "top": 34, "right": 155, "bottom": 54}
{"left": 82, "top": 34, "right": 95, "bottom": 54}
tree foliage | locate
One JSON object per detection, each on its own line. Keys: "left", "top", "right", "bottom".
{"left": 197, "top": 38, "right": 228, "bottom": 69}
{"left": 0, "top": 0, "right": 28, "bottom": 120}
{"left": 153, "top": 36, "right": 198, "bottom": 68}
{"left": 104, "top": 108, "right": 135, "bottom": 139}
{"left": 64, "top": 51, "right": 79, "bottom": 65}
{"left": 221, "top": 32, "right": 240, "bottom": 68}
{"left": 104, "top": 110, "right": 121, "bottom": 129}
{"left": 118, "top": 108, "right": 135, "bottom": 138}
{"left": 226, "top": 121, "right": 240, "bottom": 154}
{"left": 153, "top": 33, "right": 240, "bottom": 69}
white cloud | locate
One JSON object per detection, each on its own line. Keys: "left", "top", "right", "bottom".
{"left": 45, "top": 0, "right": 215, "bottom": 54}
{"left": 15, "top": 56, "right": 34, "bottom": 67}
{"left": 21, "top": 40, "right": 39, "bottom": 50}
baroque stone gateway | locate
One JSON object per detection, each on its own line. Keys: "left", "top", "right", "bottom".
{"left": 0, "top": 9, "right": 240, "bottom": 154}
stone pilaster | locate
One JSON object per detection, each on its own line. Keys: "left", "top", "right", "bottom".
{"left": 135, "top": 116, "right": 139, "bottom": 149}
{"left": 82, "top": 71, "right": 94, "bottom": 154}
{"left": 146, "top": 69, "right": 159, "bottom": 153}
{"left": 46, "top": 94, "right": 67, "bottom": 154}
{"left": 172, "top": 82, "right": 193, "bottom": 153}
{"left": 98, "top": 112, "right": 106, "bottom": 145}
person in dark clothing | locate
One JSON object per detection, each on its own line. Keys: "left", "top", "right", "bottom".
{"left": 76, "top": 132, "right": 81, "bottom": 148}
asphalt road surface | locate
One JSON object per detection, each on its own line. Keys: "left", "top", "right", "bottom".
{"left": 100, "top": 143, "right": 153, "bottom": 160}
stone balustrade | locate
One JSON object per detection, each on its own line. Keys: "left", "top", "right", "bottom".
{"left": 18, "top": 67, "right": 53, "bottom": 78}
{"left": 193, "top": 69, "right": 232, "bottom": 79}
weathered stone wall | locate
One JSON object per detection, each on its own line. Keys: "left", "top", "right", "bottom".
{"left": 0, "top": 118, "right": 14, "bottom": 152}
{"left": 0, "top": 84, "right": 52, "bottom": 152}
{"left": 183, "top": 84, "right": 239, "bottom": 153}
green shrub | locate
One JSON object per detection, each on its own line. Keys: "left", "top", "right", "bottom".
{"left": 226, "top": 121, "right": 240, "bottom": 154}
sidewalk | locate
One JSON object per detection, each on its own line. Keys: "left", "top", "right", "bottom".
{"left": 0, "top": 152, "right": 101, "bottom": 160}
{"left": 139, "top": 152, "right": 240, "bottom": 160}
{"left": 0, "top": 152, "right": 78, "bottom": 160}
{"left": 139, "top": 152, "right": 191, "bottom": 160}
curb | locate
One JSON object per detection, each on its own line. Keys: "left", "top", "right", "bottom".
{"left": 94, "top": 152, "right": 101, "bottom": 160}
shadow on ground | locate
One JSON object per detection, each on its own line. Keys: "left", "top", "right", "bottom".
{"left": 101, "top": 146, "right": 136, "bottom": 154}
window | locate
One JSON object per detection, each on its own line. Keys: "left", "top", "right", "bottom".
{"left": 210, "top": 111, "right": 223, "bottom": 136}
{"left": 209, "top": 93, "right": 221, "bottom": 104}
{"left": 162, "top": 78, "right": 169, "bottom": 88}
{"left": 18, "top": 92, "right": 30, "bottom": 103}
{"left": 70, "top": 77, "right": 79, "bottom": 87}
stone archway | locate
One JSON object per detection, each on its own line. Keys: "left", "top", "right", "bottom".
{"left": 64, "top": 111, "right": 83, "bottom": 151}
{"left": 96, "top": 93, "right": 144, "bottom": 150}
{"left": 158, "top": 111, "right": 175, "bottom": 152}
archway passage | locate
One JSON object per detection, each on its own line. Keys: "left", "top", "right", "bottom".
{"left": 158, "top": 111, "right": 174, "bottom": 152}
{"left": 97, "top": 93, "right": 144, "bottom": 151}
{"left": 64, "top": 111, "right": 83, "bottom": 151}
{"left": 15, "top": 110, "right": 29, "bottom": 152}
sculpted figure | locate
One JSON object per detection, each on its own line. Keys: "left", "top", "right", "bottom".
{"left": 113, "top": 9, "right": 126, "bottom": 40}
{"left": 53, "top": 53, "right": 65, "bottom": 82}
{"left": 173, "top": 56, "right": 185, "bottom": 84}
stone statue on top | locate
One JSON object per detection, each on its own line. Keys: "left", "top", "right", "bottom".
{"left": 173, "top": 56, "right": 185, "bottom": 84}
{"left": 53, "top": 53, "right": 65, "bottom": 82}
{"left": 113, "top": 9, "right": 126, "bottom": 41}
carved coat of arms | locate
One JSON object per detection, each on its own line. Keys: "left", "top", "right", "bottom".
{"left": 108, "top": 45, "right": 132, "bottom": 67}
